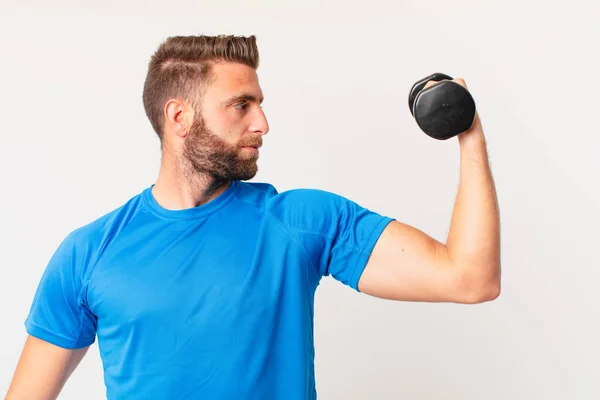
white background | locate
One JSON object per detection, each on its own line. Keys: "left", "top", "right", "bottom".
{"left": 1, "top": 0, "right": 599, "bottom": 399}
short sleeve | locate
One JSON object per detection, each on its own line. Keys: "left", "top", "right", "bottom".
{"left": 24, "top": 231, "right": 97, "bottom": 349}
{"left": 268, "top": 189, "right": 394, "bottom": 291}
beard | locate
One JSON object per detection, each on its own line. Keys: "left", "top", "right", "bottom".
{"left": 181, "top": 115, "right": 263, "bottom": 182}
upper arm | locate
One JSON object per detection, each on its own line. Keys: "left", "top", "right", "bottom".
{"left": 24, "top": 231, "right": 97, "bottom": 349}
{"left": 7, "top": 231, "right": 98, "bottom": 399}
{"left": 5, "top": 335, "right": 90, "bottom": 400}
{"left": 357, "top": 220, "right": 475, "bottom": 303}
{"left": 267, "top": 189, "right": 395, "bottom": 290}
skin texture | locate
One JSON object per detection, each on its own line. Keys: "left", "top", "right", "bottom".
{"left": 5, "top": 66, "right": 500, "bottom": 400}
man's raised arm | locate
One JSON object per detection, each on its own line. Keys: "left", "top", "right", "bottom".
{"left": 358, "top": 78, "right": 501, "bottom": 304}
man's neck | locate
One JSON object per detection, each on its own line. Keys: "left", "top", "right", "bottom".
{"left": 151, "top": 154, "right": 231, "bottom": 211}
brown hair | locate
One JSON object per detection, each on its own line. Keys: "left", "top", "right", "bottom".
{"left": 142, "top": 34, "right": 260, "bottom": 140}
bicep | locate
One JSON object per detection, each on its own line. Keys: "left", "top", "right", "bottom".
{"left": 6, "top": 335, "right": 90, "bottom": 400}
{"left": 357, "top": 220, "right": 468, "bottom": 303}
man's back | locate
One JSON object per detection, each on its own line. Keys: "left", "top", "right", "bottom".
{"left": 19, "top": 180, "right": 392, "bottom": 399}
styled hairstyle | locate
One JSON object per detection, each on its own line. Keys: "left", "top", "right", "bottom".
{"left": 142, "top": 34, "right": 260, "bottom": 140}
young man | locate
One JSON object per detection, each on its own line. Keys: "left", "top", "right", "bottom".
{"left": 5, "top": 35, "right": 501, "bottom": 400}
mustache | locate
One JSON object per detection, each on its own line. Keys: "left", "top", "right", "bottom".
{"left": 238, "top": 137, "right": 263, "bottom": 148}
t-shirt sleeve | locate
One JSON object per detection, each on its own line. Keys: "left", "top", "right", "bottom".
{"left": 269, "top": 189, "right": 394, "bottom": 291}
{"left": 24, "top": 231, "right": 97, "bottom": 349}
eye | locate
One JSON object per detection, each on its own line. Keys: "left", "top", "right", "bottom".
{"left": 234, "top": 102, "right": 248, "bottom": 111}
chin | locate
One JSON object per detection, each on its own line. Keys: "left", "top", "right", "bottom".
{"left": 229, "top": 162, "right": 258, "bottom": 181}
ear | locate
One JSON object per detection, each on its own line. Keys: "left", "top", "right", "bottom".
{"left": 164, "top": 99, "right": 194, "bottom": 138}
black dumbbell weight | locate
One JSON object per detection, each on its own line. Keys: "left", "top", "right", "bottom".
{"left": 408, "top": 73, "right": 476, "bottom": 140}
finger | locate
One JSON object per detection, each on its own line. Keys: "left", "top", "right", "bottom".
{"left": 453, "top": 77, "right": 467, "bottom": 89}
{"left": 423, "top": 77, "right": 454, "bottom": 90}
{"left": 423, "top": 80, "right": 441, "bottom": 89}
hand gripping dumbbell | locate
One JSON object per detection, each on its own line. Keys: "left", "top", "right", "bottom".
{"left": 408, "top": 73, "right": 477, "bottom": 140}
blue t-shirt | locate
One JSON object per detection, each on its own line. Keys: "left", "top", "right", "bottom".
{"left": 24, "top": 180, "right": 393, "bottom": 399}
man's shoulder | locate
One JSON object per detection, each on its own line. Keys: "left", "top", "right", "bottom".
{"left": 237, "top": 180, "right": 355, "bottom": 233}
{"left": 64, "top": 187, "right": 147, "bottom": 251}
{"left": 237, "top": 181, "right": 343, "bottom": 211}
{"left": 235, "top": 180, "right": 279, "bottom": 200}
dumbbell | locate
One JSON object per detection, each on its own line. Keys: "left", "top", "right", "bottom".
{"left": 408, "top": 73, "right": 476, "bottom": 140}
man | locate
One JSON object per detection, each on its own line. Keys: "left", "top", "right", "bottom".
{"left": 5, "top": 34, "right": 501, "bottom": 400}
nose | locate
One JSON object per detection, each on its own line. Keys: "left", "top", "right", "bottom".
{"left": 250, "top": 107, "right": 269, "bottom": 136}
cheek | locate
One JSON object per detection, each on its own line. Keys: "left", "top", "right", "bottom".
{"left": 212, "top": 112, "right": 246, "bottom": 142}
{"left": 199, "top": 111, "right": 225, "bottom": 135}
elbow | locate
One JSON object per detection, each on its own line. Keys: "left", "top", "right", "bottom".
{"left": 457, "top": 263, "right": 502, "bottom": 304}
{"left": 466, "top": 280, "right": 501, "bottom": 304}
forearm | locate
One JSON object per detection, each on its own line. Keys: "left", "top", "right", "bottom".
{"left": 445, "top": 116, "right": 501, "bottom": 300}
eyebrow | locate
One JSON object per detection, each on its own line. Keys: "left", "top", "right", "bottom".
{"left": 225, "top": 93, "right": 264, "bottom": 105}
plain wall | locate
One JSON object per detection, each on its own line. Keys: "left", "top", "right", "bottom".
{"left": 1, "top": 0, "right": 598, "bottom": 398}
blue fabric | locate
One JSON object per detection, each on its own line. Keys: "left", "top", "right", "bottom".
{"left": 24, "top": 180, "right": 393, "bottom": 399}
